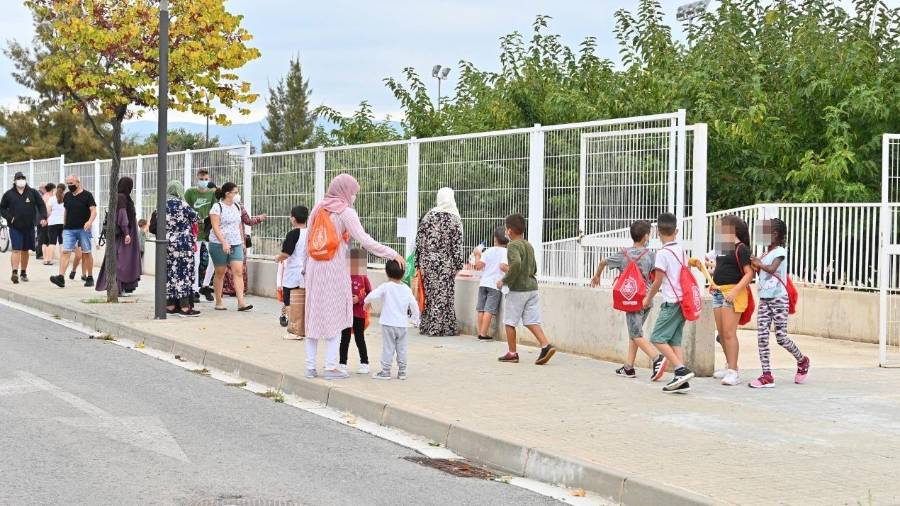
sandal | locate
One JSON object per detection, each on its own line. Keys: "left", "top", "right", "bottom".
{"left": 237, "top": 305, "right": 254, "bottom": 312}
{"left": 214, "top": 306, "right": 227, "bottom": 311}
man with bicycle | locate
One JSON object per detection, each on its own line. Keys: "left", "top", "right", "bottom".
{"left": 0, "top": 172, "right": 48, "bottom": 284}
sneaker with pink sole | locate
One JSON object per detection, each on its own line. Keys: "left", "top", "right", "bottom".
{"left": 795, "top": 356, "right": 810, "bottom": 384}
{"left": 749, "top": 372, "right": 775, "bottom": 389}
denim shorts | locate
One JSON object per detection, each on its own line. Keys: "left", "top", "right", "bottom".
{"left": 626, "top": 307, "right": 651, "bottom": 339}
{"left": 476, "top": 286, "right": 502, "bottom": 315}
{"left": 9, "top": 227, "right": 35, "bottom": 251}
{"left": 711, "top": 289, "right": 732, "bottom": 309}
{"left": 62, "top": 229, "right": 92, "bottom": 252}
{"left": 208, "top": 242, "right": 244, "bottom": 266}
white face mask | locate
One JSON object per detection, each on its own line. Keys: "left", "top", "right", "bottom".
{"left": 351, "top": 194, "right": 357, "bottom": 205}
{"left": 233, "top": 194, "right": 241, "bottom": 204}
{"left": 15, "top": 180, "right": 26, "bottom": 189}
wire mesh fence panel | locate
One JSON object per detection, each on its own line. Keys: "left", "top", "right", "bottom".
{"left": 881, "top": 135, "right": 900, "bottom": 366}
{"left": 325, "top": 143, "right": 408, "bottom": 264}
{"left": 6, "top": 161, "right": 31, "bottom": 184}
{"left": 64, "top": 161, "right": 96, "bottom": 199}
{"left": 419, "top": 132, "right": 530, "bottom": 261}
{"left": 139, "top": 152, "right": 186, "bottom": 223}
{"left": 95, "top": 157, "right": 140, "bottom": 228}
{"left": 32, "top": 158, "right": 63, "bottom": 188}
{"left": 250, "top": 151, "right": 317, "bottom": 257}
{"left": 191, "top": 146, "right": 246, "bottom": 192}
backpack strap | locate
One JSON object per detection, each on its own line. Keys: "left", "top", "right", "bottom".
{"left": 659, "top": 247, "right": 686, "bottom": 301}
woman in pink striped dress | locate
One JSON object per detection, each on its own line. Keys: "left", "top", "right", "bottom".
{"left": 302, "top": 174, "right": 405, "bottom": 379}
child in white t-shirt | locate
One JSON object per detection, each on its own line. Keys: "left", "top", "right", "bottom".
{"left": 273, "top": 206, "right": 309, "bottom": 331}
{"left": 472, "top": 227, "right": 509, "bottom": 340}
{"left": 365, "top": 260, "right": 421, "bottom": 380}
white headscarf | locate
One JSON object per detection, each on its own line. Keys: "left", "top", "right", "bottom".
{"left": 432, "top": 187, "right": 460, "bottom": 217}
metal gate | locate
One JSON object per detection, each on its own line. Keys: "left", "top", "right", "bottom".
{"left": 880, "top": 134, "right": 900, "bottom": 367}
{"left": 577, "top": 110, "right": 707, "bottom": 283}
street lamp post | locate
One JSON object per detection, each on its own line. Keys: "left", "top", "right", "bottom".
{"left": 431, "top": 65, "right": 451, "bottom": 113}
{"left": 154, "top": 0, "right": 170, "bottom": 320}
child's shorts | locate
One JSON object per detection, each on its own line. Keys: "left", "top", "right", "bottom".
{"left": 208, "top": 242, "right": 244, "bottom": 266}
{"left": 650, "top": 302, "right": 686, "bottom": 347}
{"left": 626, "top": 307, "right": 651, "bottom": 339}
{"left": 476, "top": 286, "right": 502, "bottom": 315}
{"left": 711, "top": 285, "right": 748, "bottom": 313}
{"left": 502, "top": 290, "right": 541, "bottom": 327}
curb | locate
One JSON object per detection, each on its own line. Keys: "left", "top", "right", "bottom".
{"left": 0, "top": 287, "right": 717, "bottom": 506}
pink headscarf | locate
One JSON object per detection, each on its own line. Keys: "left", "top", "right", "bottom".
{"left": 319, "top": 174, "right": 360, "bottom": 214}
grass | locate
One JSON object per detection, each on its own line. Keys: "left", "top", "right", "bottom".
{"left": 191, "top": 368, "right": 211, "bottom": 376}
{"left": 256, "top": 389, "right": 285, "bottom": 403}
{"left": 81, "top": 297, "right": 109, "bottom": 304}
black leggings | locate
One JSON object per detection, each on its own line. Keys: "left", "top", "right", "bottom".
{"left": 340, "top": 317, "right": 368, "bottom": 365}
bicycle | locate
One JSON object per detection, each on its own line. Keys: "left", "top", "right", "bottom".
{"left": 0, "top": 217, "right": 9, "bottom": 253}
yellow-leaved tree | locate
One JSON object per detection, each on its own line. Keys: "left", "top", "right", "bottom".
{"left": 25, "top": 0, "right": 260, "bottom": 302}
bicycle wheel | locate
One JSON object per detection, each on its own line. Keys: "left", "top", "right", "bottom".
{"left": 0, "top": 226, "right": 9, "bottom": 253}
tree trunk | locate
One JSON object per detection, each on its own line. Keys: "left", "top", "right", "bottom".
{"left": 104, "top": 116, "right": 125, "bottom": 303}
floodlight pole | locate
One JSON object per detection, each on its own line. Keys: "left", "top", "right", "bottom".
{"left": 154, "top": 0, "right": 170, "bottom": 320}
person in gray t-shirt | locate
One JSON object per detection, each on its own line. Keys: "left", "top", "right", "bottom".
{"left": 590, "top": 220, "right": 664, "bottom": 379}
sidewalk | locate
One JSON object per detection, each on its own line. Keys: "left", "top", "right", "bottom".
{"left": 1, "top": 258, "right": 898, "bottom": 505}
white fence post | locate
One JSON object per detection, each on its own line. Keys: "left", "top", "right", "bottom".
{"left": 314, "top": 147, "right": 326, "bottom": 203}
{"left": 815, "top": 206, "right": 824, "bottom": 285}
{"left": 28, "top": 159, "right": 34, "bottom": 187}
{"left": 242, "top": 144, "right": 254, "bottom": 254}
{"left": 405, "top": 138, "right": 420, "bottom": 258}
{"left": 93, "top": 159, "right": 101, "bottom": 241}
{"left": 183, "top": 149, "right": 192, "bottom": 190}
{"left": 577, "top": 135, "right": 586, "bottom": 281}
{"left": 135, "top": 155, "right": 143, "bottom": 220}
{"left": 676, "top": 109, "right": 687, "bottom": 224}
{"left": 528, "top": 124, "right": 545, "bottom": 277}
{"left": 691, "top": 123, "right": 708, "bottom": 281}
{"left": 880, "top": 133, "right": 889, "bottom": 366}
{"left": 59, "top": 155, "right": 65, "bottom": 183}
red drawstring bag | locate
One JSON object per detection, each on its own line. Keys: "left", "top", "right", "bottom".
{"left": 774, "top": 275, "right": 798, "bottom": 315}
{"left": 736, "top": 244, "right": 755, "bottom": 325}
{"left": 612, "top": 249, "right": 650, "bottom": 313}
{"left": 662, "top": 247, "right": 702, "bottom": 321}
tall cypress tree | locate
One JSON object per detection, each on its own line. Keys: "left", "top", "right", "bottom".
{"left": 262, "top": 56, "right": 315, "bottom": 151}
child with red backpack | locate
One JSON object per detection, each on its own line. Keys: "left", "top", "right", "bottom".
{"left": 643, "top": 213, "right": 697, "bottom": 393}
{"left": 591, "top": 220, "right": 667, "bottom": 379}
{"left": 749, "top": 218, "right": 809, "bottom": 388}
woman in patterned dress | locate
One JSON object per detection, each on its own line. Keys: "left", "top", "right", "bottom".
{"left": 415, "top": 187, "right": 465, "bottom": 336}
{"left": 164, "top": 180, "right": 200, "bottom": 316}
{"left": 302, "top": 174, "right": 405, "bottom": 380}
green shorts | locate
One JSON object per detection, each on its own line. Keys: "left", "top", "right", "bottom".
{"left": 650, "top": 302, "right": 686, "bottom": 347}
{"left": 208, "top": 242, "right": 244, "bottom": 266}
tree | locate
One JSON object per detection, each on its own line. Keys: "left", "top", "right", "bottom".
{"left": 313, "top": 102, "right": 401, "bottom": 146}
{"left": 25, "top": 0, "right": 260, "bottom": 302}
{"left": 141, "top": 128, "right": 221, "bottom": 153}
{"left": 262, "top": 56, "right": 316, "bottom": 152}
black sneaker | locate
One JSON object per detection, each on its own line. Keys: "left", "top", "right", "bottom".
{"left": 69, "top": 270, "right": 77, "bottom": 280}
{"left": 176, "top": 309, "right": 201, "bottom": 318}
{"left": 279, "top": 314, "right": 289, "bottom": 327}
{"left": 651, "top": 354, "right": 669, "bottom": 382}
{"left": 192, "top": 292, "right": 200, "bottom": 303}
{"left": 615, "top": 365, "right": 636, "bottom": 378}
{"left": 535, "top": 344, "right": 557, "bottom": 365}
{"left": 50, "top": 275, "right": 65, "bottom": 288}
{"left": 11, "top": 272, "right": 19, "bottom": 284}
{"left": 19, "top": 272, "right": 28, "bottom": 282}
{"left": 663, "top": 381, "right": 691, "bottom": 394}
{"left": 662, "top": 367, "right": 695, "bottom": 392}
{"left": 83, "top": 276, "right": 94, "bottom": 287}
{"left": 477, "top": 335, "right": 493, "bottom": 341}
{"left": 199, "top": 286, "right": 214, "bottom": 302}
{"left": 81, "top": 275, "right": 87, "bottom": 282}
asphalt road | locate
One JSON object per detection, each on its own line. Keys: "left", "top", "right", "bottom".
{"left": 0, "top": 304, "right": 557, "bottom": 506}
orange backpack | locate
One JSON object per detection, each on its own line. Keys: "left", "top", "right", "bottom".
{"left": 307, "top": 208, "right": 348, "bottom": 261}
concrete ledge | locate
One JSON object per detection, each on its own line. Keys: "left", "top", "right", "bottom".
{"left": 238, "top": 362, "right": 284, "bottom": 390}
{"left": 621, "top": 475, "right": 716, "bottom": 506}
{"left": 525, "top": 448, "right": 627, "bottom": 501}
{"left": 171, "top": 342, "right": 208, "bottom": 366}
{"left": 326, "top": 388, "right": 387, "bottom": 424}
{"left": 382, "top": 405, "right": 452, "bottom": 446}
{"left": 280, "top": 374, "right": 332, "bottom": 404}
{"left": 201, "top": 351, "right": 243, "bottom": 377}
{"left": 446, "top": 425, "right": 529, "bottom": 476}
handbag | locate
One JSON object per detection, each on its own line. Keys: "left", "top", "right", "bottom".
{"left": 287, "top": 288, "right": 306, "bottom": 338}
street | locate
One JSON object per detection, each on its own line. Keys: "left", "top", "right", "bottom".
{"left": 0, "top": 304, "right": 557, "bottom": 506}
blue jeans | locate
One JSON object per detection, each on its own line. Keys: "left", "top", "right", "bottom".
{"left": 62, "top": 229, "right": 92, "bottom": 252}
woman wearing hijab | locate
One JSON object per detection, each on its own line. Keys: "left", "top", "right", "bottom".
{"left": 415, "top": 187, "right": 465, "bottom": 336}
{"left": 96, "top": 177, "right": 142, "bottom": 295}
{"left": 303, "top": 174, "right": 405, "bottom": 380}
{"left": 164, "top": 180, "right": 200, "bottom": 317}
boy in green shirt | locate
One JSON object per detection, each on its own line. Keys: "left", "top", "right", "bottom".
{"left": 184, "top": 169, "right": 216, "bottom": 301}
{"left": 496, "top": 214, "right": 556, "bottom": 365}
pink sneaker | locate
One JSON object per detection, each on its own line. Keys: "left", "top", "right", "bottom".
{"left": 795, "top": 356, "right": 810, "bottom": 384}
{"left": 749, "top": 372, "right": 775, "bottom": 389}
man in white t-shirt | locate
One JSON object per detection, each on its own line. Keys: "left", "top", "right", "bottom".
{"left": 472, "top": 227, "right": 509, "bottom": 340}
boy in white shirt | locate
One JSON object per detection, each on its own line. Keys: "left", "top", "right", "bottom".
{"left": 365, "top": 259, "right": 421, "bottom": 380}
{"left": 642, "top": 212, "right": 696, "bottom": 393}
{"left": 472, "top": 227, "right": 509, "bottom": 340}
{"left": 273, "top": 206, "right": 309, "bottom": 333}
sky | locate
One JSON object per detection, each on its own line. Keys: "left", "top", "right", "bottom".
{"left": 0, "top": 0, "right": 886, "bottom": 126}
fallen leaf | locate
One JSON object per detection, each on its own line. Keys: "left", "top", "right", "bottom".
{"left": 571, "top": 489, "right": 586, "bottom": 497}
{"left": 134, "top": 342, "right": 145, "bottom": 349}
{"left": 427, "top": 442, "right": 442, "bottom": 447}
{"left": 346, "top": 415, "right": 357, "bottom": 426}
{"left": 495, "top": 475, "right": 513, "bottom": 484}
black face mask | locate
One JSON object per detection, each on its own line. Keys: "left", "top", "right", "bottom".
{"left": 67, "top": 184, "right": 77, "bottom": 192}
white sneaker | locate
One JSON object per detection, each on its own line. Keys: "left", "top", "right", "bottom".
{"left": 721, "top": 369, "right": 741, "bottom": 386}
{"left": 357, "top": 364, "right": 370, "bottom": 374}
{"left": 713, "top": 368, "right": 728, "bottom": 379}
{"left": 338, "top": 364, "right": 348, "bottom": 374}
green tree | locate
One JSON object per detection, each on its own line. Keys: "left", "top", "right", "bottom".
{"left": 140, "top": 128, "right": 221, "bottom": 154}
{"left": 24, "top": 0, "right": 260, "bottom": 302}
{"left": 262, "top": 56, "right": 316, "bottom": 152}
{"left": 313, "top": 102, "right": 401, "bottom": 146}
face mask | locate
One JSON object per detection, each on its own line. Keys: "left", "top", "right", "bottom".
{"left": 15, "top": 180, "right": 26, "bottom": 189}
{"left": 197, "top": 180, "right": 209, "bottom": 189}
{"left": 351, "top": 194, "right": 357, "bottom": 205}
{"left": 67, "top": 184, "right": 77, "bottom": 192}
{"left": 233, "top": 194, "right": 241, "bottom": 203}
